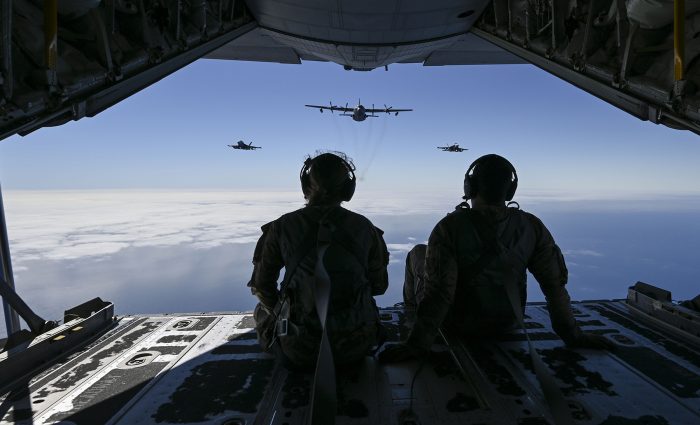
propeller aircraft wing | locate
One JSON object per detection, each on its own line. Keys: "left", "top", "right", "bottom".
{"left": 366, "top": 106, "right": 413, "bottom": 115}
{"left": 305, "top": 103, "right": 353, "bottom": 113}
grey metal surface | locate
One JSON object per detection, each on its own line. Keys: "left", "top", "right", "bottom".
{"left": 1, "top": 299, "right": 698, "bottom": 425}
{"left": 245, "top": 0, "right": 488, "bottom": 45}
{"left": 0, "top": 298, "right": 115, "bottom": 394}
{"left": 206, "top": 2, "right": 525, "bottom": 69}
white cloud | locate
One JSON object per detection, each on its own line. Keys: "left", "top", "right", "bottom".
{"left": 386, "top": 243, "right": 416, "bottom": 253}
{"left": 3, "top": 190, "right": 448, "bottom": 264}
{"left": 564, "top": 249, "right": 604, "bottom": 257}
{"left": 4, "top": 191, "right": 303, "bottom": 262}
{"left": 6, "top": 189, "right": 697, "bottom": 265}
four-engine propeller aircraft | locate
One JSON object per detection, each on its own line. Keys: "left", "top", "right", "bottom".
{"left": 228, "top": 140, "right": 261, "bottom": 150}
{"left": 438, "top": 143, "right": 467, "bottom": 152}
{"left": 305, "top": 100, "right": 412, "bottom": 122}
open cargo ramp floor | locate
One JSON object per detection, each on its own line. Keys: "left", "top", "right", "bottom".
{"left": 1, "top": 300, "right": 699, "bottom": 425}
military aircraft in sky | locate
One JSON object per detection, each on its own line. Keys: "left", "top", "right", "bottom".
{"left": 438, "top": 143, "right": 468, "bottom": 152}
{"left": 227, "top": 140, "right": 261, "bottom": 150}
{"left": 304, "top": 100, "right": 412, "bottom": 122}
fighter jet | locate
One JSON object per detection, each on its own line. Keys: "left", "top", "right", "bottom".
{"left": 438, "top": 143, "right": 467, "bottom": 152}
{"left": 305, "top": 100, "right": 412, "bottom": 122}
{"left": 227, "top": 140, "right": 261, "bottom": 150}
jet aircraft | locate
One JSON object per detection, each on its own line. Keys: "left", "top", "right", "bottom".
{"left": 304, "top": 100, "right": 412, "bottom": 122}
{"left": 227, "top": 140, "right": 261, "bottom": 150}
{"left": 438, "top": 143, "right": 468, "bottom": 152}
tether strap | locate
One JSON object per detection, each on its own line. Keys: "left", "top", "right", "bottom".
{"left": 470, "top": 211, "right": 574, "bottom": 425}
{"left": 504, "top": 280, "right": 574, "bottom": 425}
{"left": 308, "top": 216, "right": 337, "bottom": 425}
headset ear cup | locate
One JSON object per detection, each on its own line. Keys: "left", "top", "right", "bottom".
{"left": 339, "top": 157, "right": 356, "bottom": 202}
{"left": 301, "top": 173, "right": 310, "bottom": 197}
{"left": 300, "top": 159, "right": 312, "bottom": 198}
{"left": 505, "top": 179, "right": 517, "bottom": 201}
{"left": 341, "top": 177, "right": 356, "bottom": 201}
{"left": 463, "top": 173, "right": 477, "bottom": 200}
{"left": 463, "top": 174, "right": 471, "bottom": 199}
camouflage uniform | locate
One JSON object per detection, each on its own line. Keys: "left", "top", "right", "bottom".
{"left": 249, "top": 205, "right": 389, "bottom": 368}
{"left": 406, "top": 204, "right": 581, "bottom": 351}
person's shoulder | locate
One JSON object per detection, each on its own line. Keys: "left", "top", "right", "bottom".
{"left": 427, "top": 206, "right": 467, "bottom": 237}
{"left": 338, "top": 207, "right": 377, "bottom": 228}
{"left": 516, "top": 209, "right": 545, "bottom": 225}
{"left": 512, "top": 209, "right": 551, "bottom": 235}
{"left": 443, "top": 204, "right": 472, "bottom": 224}
{"left": 337, "top": 206, "right": 367, "bottom": 221}
{"left": 269, "top": 207, "right": 306, "bottom": 227}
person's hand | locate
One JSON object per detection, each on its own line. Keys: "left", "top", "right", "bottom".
{"left": 378, "top": 343, "right": 426, "bottom": 363}
{"left": 568, "top": 332, "right": 617, "bottom": 350}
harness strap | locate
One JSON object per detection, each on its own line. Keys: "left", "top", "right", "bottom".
{"left": 503, "top": 278, "right": 574, "bottom": 425}
{"left": 308, "top": 216, "right": 337, "bottom": 425}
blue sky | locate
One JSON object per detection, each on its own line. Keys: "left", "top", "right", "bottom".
{"left": 1, "top": 59, "right": 700, "bottom": 195}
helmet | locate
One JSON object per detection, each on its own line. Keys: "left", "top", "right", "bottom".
{"left": 300, "top": 152, "right": 356, "bottom": 203}
{"left": 463, "top": 154, "right": 518, "bottom": 202}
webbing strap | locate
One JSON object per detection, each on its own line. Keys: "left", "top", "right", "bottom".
{"left": 308, "top": 219, "right": 337, "bottom": 425}
{"left": 503, "top": 280, "right": 574, "bottom": 425}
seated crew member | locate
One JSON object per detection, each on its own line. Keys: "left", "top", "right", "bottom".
{"left": 249, "top": 152, "right": 389, "bottom": 369}
{"left": 381, "top": 154, "right": 614, "bottom": 362}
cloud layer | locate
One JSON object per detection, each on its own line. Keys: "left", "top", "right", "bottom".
{"left": 4, "top": 190, "right": 450, "bottom": 264}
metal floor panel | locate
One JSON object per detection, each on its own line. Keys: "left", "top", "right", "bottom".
{"left": 1, "top": 301, "right": 699, "bottom": 425}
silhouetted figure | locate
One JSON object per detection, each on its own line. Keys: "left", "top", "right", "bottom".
{"left": 381, "top": 154, "right": 614, "bottom": 362}
{"left": 249, "top": 152, "right": 389, "bottom": 369}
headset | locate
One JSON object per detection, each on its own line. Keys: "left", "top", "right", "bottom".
{"left": 300, "top": 152, "right": 357, "bottom": 202}
{"left": 463, "top": 154, "right": 518, "bottom": 201}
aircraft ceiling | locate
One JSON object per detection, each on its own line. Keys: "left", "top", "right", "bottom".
{"left": 0, "top": 0, "right": 698, "bottom": 140}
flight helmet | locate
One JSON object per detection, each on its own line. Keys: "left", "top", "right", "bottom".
{"left": 463, "top": 154, "right": 518, "bottom": 202}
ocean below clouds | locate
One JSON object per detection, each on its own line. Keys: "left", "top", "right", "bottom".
{"left": 2, "top": 190, "right": 699, "bottom": 338}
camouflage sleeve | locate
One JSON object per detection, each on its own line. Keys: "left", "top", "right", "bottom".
{"left": 368, "top": 226, "right": 389, "bottom": 296}
{"left": 403, "top": 252, "right": 417, "bottom": 311}
{"left": 247, "top": 221, "right": 284, "bottom": 309}
{"left": 406, "top": 219, "right": 459, "bottom": 351}
{"left": 526, "top": 214, "right": 581, "bottom": 344}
